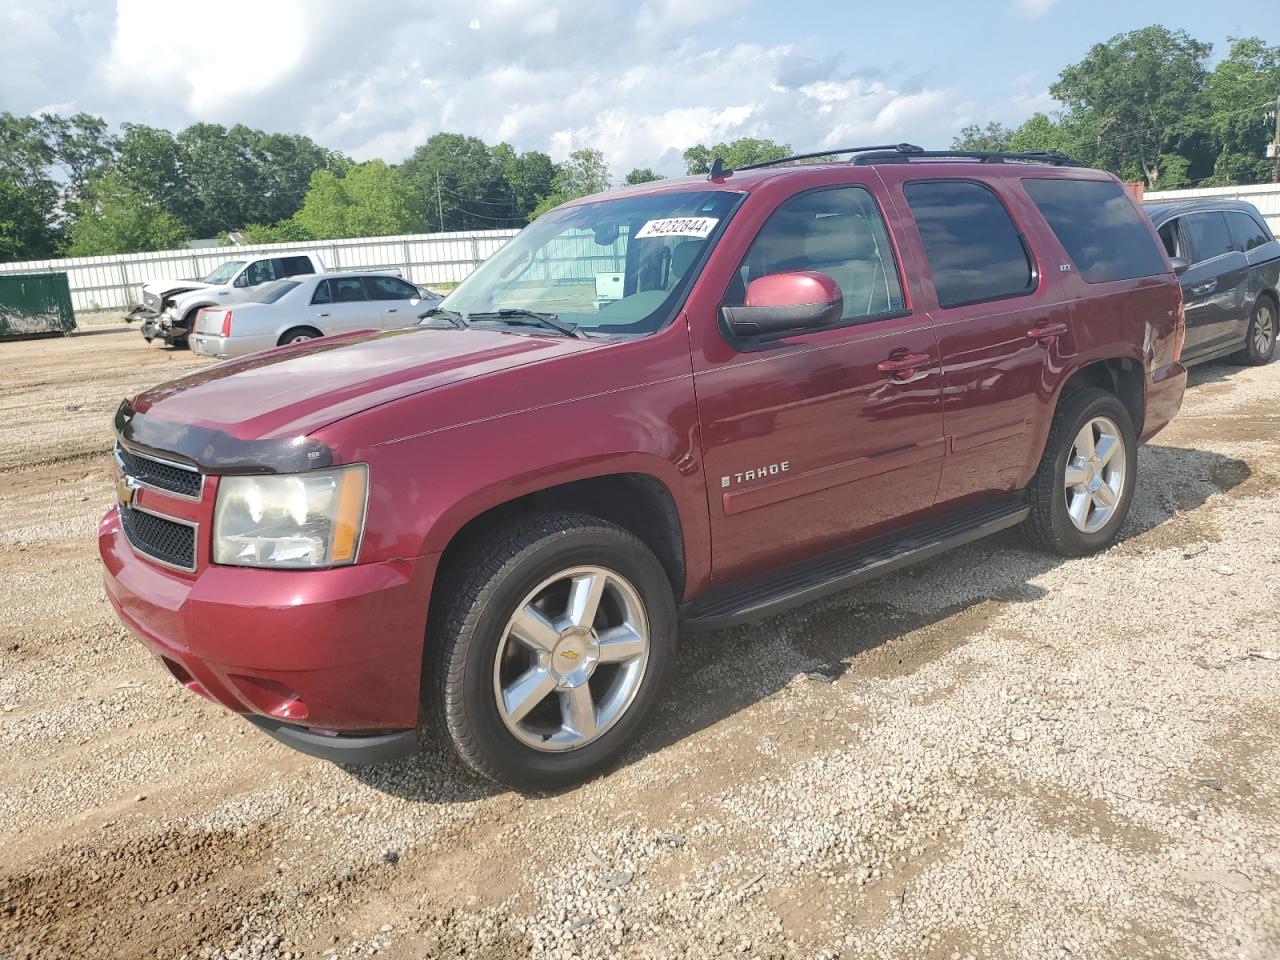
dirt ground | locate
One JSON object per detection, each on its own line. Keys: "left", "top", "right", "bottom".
{"left": 1, "top": 324, "right": 1279, "bottom": 960}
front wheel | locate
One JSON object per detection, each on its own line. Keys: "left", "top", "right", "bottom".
{"left": 1023, "top": 387, "right": 1137, "bottom": 556}
{"left": 1233, "top": 297, "right": 1277, "bottom": 366}
{"left": 430, "top": 513, "right": 677, "bottom": 791}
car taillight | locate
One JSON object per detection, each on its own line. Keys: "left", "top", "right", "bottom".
{"left": 220, "top": 310, "right": 233, "bottom": 337}
{"left": 1172, "top": 284, "right": 1185, "bottom": 362}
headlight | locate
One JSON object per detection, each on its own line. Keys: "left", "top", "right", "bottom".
{"left": 213, "top": 465, "right": 368, "bottom": 568}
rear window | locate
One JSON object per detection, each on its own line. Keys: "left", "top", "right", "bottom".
{"left": 1022, "top": 178, "right": 1166, "bottom": 283}
{"left": 247, "top": 280, "right": 300, "bottom": 304}
{"left": 904, "top": 180, "right": 1034, "bottom": 308}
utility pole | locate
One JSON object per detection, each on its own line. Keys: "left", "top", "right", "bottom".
{"left": 436, "top": 171, "right": 445, "bottom": 231}
{"left": 1271, "top": 95, "right": 1280, "bottom": 184}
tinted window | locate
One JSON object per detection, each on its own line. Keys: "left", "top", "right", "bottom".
{"left": 329, "top": 277, "right": 367, "bottom": 303}
{"left": 1023, "top": 178, "right": 1165, "bottom": 283}
{"left": 1181, "top": 212, "right": 1234, "bottom": 264}
{"left": 1157, "top": 220, "right": 1190, "bottom": 260}
{"left": 1226, "top": 211, "right": 1272, "bottom": 252}
{"left": 904, "top": 180, "right": 1033, "bottom": 307}
{"left": 311, "top": 279, "right": 331, "bottom": 305}
{"left": 247, "top": 280, "right": 300, "bottom": 304}
{"left": 726, "top": 186, "right": 904, "bottom": 320}
{"left": 278, "top": 255, "right": 314, "bottom": 277}
{"left": 243, "top": 259, "right": 277, "bottom": 286}
{"left": 362, "top": 276, "right": 419, "bottom": 301}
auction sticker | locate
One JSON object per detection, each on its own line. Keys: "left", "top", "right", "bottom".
{"left": 635, "top": 217, "right": 719, "bottom": 239}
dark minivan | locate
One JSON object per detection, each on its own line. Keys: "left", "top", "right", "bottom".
{"left": 1145, "top": 198, "right": 1279, "bottom": 367}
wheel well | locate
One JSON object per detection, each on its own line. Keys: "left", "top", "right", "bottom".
{"left": 181, "top": 304, "right": 213, "bottom": 325}
{"left": 434, "top": 474, "right": 686, "bottom": 603}
{"left": 1061, "top": 358, "right": 1144, "bottom": 435}
{"left": 277, "top": 326, "right": 323, "bottom": 345}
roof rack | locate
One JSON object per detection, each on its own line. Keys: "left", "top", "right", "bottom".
{"left": 706, "top": 143, "right": 1081, "bottom": 179}
{"left": 850, "top": 148, "right": 1082, "bottom": 167}
{"left": 707, "top": 143, "right": 924, "bottom": 180}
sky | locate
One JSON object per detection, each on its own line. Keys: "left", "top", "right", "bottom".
{"left": 1, "top": 0, "right": 1271, "bottom": 179}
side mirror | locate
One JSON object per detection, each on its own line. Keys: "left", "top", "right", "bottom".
{"left": 721, "top": 272, "right": 843, "bottom": 341}
{"left": 1169, "top": 256, "right": 1189, "bottom": 276}
{"left": 233, "top": 272, "right": 250, "bottom": 288}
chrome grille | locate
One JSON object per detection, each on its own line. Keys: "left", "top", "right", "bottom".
{"left": 115, "top": 443, "right": 203, "bottom": 499}
{"left": 119, "top": 505, "right": 197, "bottom": 572}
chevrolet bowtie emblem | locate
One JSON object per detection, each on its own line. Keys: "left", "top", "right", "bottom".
{"left": 117, "top": 475, "right": 139, "bottom": 507}
{"left": 560, "top": 650, "right": 580, "bottom": 662}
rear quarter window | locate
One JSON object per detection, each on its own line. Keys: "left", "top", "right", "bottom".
{"left": 1022, "top": 178, "right": 1166, "bottom": 283}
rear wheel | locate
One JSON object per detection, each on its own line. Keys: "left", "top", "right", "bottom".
{"left": 430, "top": 513, "right": 677, "bottom": 791}
{"left": 277, "top": 326, "right": 323, "bottom": 346}
{"left": 1233, "top": 296, "right": 1277, "bottom": 366}
{"left": 1023, "top": 387, "right": 1137, "bottom": 556}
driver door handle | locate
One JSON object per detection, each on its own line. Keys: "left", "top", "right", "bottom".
{"left": 385, "top": 308, "right": 398, "bottom": 313}
{"left": 1027, "top": 322, "right": 1069, "bottom": 342}
{"left": 1190, "top": 279, "right": 1218, "bottom": 296}
{"left": 877, "top": 352, "right": 931, "bottom": 378}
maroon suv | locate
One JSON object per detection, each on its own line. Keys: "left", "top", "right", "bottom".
{"left": 100, "top": 145, "right": 1187, "bottom": 790}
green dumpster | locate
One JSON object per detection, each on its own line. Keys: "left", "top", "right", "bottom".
{"left": 0, "top": 273, "right": 76, "bottom": 340}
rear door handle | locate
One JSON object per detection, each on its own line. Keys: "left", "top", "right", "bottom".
{"left": 316, "top": 312, "right": 330, "bottom": 318}
{"left": 1190, "top": 279, "right": 1217, "bottom": 295}
{"left": 877, "top": 352, "right": 931, "bottom": 378}
{"left": 1027, "top": 322, "right": 1069, "bottom": 342}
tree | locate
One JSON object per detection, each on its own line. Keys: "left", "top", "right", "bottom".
{"left": 0, "top": 176, "right": 59, "bottom": 262}
{"left": 1204, "top": 37, "right": 1280, "bottom": 185}
{"left": 529, "top": 148, "right": 612, "bottom": 219}
{"left": 401, "top": 132, "right": 514, "bottom": 231}
{"left": 492, "top": 143, "right": 556, "bottom": 223}
{"left": 683, "top": 138, "right": 790, "bottom": 175}
{"left": 1051, "top": 26, "right": 1211, "bottom": 186}
{"left": 67, "top": 173, "right": 189, "bottom": 256}
{"left": 951, "top": 122, "right": 1014, "bottom": 152}
{"left": 42, "top": 112, "right": 116, "bottom": 203}
{"left": 624, "top": 167, "right": 664, "bottom": 185}
{"left": 113, "top": 123, "right": 200, "bottom": 229}
{"left": 293, "top": 161, "right": 425, "bottom": 239}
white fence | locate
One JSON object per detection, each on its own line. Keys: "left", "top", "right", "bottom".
{"left": 1145, "top": 182, "right": 1280, "bottom": 234}
{"left": 0, "top": 229, "right": 520, "bottom": 314}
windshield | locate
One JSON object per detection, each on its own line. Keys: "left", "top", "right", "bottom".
{"left": 439, "top": 190, "right": 742, "bottom": 337}
{"left": 246, "top": 280, "right": 301, "bottom": 304}
{"left": 203, "top": 260, "right": 246, "bottom": 285}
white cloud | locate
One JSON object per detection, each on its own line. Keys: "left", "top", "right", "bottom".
{"left": 4, "top": 0, "right": 970, "bottom": 180}
{"left": 1009, "top": 0, "right": 1057, "bottom": 18}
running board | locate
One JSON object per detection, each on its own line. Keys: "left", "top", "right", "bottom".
{"left": 679, "top": 496, "right": 1029, "bottom": 632}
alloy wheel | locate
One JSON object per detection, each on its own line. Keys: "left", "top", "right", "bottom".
{"left": 1064, "top": 415, "right": 1127, "bottom": 534}
{"left": 493, "top": 565, "right": 650, "bottom": 752}
{"left": 1254, "top": 302, "right": 1276, "bottom": 357}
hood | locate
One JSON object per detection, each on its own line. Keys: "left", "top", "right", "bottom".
{"left": 145, "top": 278, "right": 211, "bottom": 298}
{"left": 126, "top": 326, "right": 605, "bottom": 456}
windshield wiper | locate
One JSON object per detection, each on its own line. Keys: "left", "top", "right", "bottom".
{"left": 467, "top": 308, "right": 586, "bottom": 339}
{"left": 417, "top": 306, "right": 468, "bottom": 329}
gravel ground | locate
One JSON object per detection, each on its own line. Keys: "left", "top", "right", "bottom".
{"left": 1, "top": 326, "right": 1278, "bottom": 960}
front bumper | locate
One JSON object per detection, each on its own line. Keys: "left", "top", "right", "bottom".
{"left": 99, "top": 507, "right": 439, "bottom": 759}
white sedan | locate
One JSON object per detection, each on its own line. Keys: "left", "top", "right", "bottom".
{"left": 190, "top": 273, "right": 442, "bottom": 359}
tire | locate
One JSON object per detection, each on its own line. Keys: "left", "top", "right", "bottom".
{"left": 429, "top": 512, "right": 677, "bottom": 791}
{"left": 1023, "top": 387, "right": 1137, "bottom": 557}
{"left": 277, "top": 326, "right": 323, "bottom": 346}
{"left": 1232, "top": 296, "right": 1277, "bottom": 366}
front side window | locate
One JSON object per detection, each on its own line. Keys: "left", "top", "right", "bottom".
{"left": 441, "top": 190, "right": 742, "bottom": 336}
{"left": 905, "top": 180, "right": 1034, "bottom": 308}
{"left": 1182, "top": 212, "right": 1235, "bottom": 263}
{"left": 1023, "top": 178, "right": 1166, "bottom": 284}
{"left": 243, "top": 259, "right": 277, "bottom": 286}
{"left": 724, "top": 186, "right": 905, "bottom": 321}
{"left": 1158, "top": 220, "right": 1189, "bottom": 260}
{"left": 1226, "top": 211, "right": 1273, "bottom": 252}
